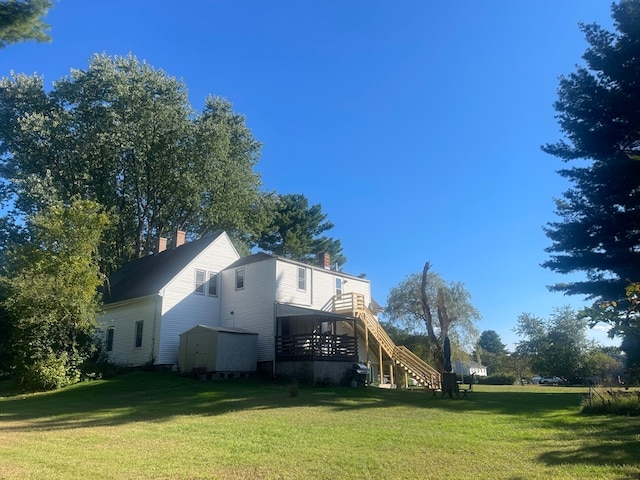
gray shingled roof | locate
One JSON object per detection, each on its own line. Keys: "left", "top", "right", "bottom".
{"left": 103, "top": 233, "right": 222, "bottom": 304}
{"left": 223, "top": 252, "right": 275, "bottom": 270}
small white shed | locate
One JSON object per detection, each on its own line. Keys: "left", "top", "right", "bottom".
{"left": 178, "top": 325, "right": 258, "bottom": 374}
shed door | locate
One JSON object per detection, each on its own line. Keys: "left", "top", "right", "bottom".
{"left": 186, "top": 333, "right": 212, "bottom": 371}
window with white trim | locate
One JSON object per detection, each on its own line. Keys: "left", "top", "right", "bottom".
{"left": 335, "top": 277, "right": 343, "bottom": 295}
{"left": 208, "top": 272, "right": 218, "bottom": 296}
{"left": 134, "top": 321, "right": 143, "bottom": 348}
{"left": 195, "top": 269, "right": 206, "bottom": 294}
{"left": 297, "top": 267, "right": 307, "bottom": 291}
{"left": 235, "top": 267, "right": 245, "bottom": 290}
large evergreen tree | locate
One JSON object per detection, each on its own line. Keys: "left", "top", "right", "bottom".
{"left": 0, "top": 0, "right": 51, "bottom": 48}
{"left": 255, "top": 193, "right": 346, "bottom": 267}
{"left": 474, "top": 330, "right": 509, "bottom": 375}
{"left": 542, "top": 1, "right": 640, "bottom": 365}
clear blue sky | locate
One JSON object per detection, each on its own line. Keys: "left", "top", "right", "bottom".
{"left": 2, "top": 1, "right": 619, "bottom": 349}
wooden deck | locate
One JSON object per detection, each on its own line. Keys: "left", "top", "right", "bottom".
{"left": 276, "top": 333, "right": 357, "bottom": 361}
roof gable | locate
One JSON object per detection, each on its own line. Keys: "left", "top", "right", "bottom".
{"left": 103, "top": 232, "right": 229, "bottom": 304}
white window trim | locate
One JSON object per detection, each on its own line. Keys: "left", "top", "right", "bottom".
{"left": 195, "top": 269, "right": 206, "bottom": 295}
{"left": 134, "top": 321, "right": 143, "bottom": 348}
{"left": 297, "top": 267, "right": 307, "bottom": 291}
{"left": 208, "top": 272, "right": 218, "bottom": 297}
{"left": 235, "top": 267, "right": 245, "bottom": 290}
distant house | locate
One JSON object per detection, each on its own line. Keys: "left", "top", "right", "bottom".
{"left": 453, "top": 360, "right": 488, "bottom": 377}
{"left": 98, "top": 231, "right": 441, "bottom": 388}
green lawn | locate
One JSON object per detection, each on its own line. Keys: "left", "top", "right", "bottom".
{"left": 1, "top": 372, "right": 639, "bottom": 479}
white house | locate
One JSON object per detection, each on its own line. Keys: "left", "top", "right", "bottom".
{"left": 99, "top": 231, "right": 240, "bottom": 368}
{"left": 453, "top": 360, "right": 488, "bottom": 377}
{"left": 98, "top": 232, "right": 441, "bottom": 387}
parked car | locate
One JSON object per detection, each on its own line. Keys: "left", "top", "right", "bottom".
{"left": 539, "top": 376, "right": 563, "bottom": 385}
{"left": 531, "top": 376, "right": 541, "bottom": 384}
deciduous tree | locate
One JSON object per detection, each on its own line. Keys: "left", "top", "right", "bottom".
{"left": 514, "top": 306, "right": 589, "bottom": 380}
{"left": 384, "top": 262, "right": 480, "bottom": 372}
{"left": 0, "top": 54, "right": 264, "bottom": 274}
{"left": 1, "top": 197, "right": 110, "bottom": 390}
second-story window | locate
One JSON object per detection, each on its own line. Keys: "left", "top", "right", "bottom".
{"left": 208, "top": 272, "right": 218, "bottom": 296}
{"left": 335, "top": 277, "right": 343, "bottom": 295}
{"left": 297, "top": 267, "right": 306, "bottom": 291}
{"left": 195, "top": 269, "right": 206, "bottom": 294}
{"left": 235, "top": 267, "right": 245, "bottom": 290}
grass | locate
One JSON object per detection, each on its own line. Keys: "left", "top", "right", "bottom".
{"left": 1, "top": 372, "right": 639, "bottom": 479}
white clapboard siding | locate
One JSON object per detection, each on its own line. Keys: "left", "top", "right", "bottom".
{"left": 99, "top": 296, "right": 159, "bottom": 367}
{"left": 156, "top": 233, "right": 240, "bottom": 365}
{"left": 220, "top": 256, "right": 278, "bottom": 362}
{"left": 274, "top": 261, "right": 312, "bottom": 306}
{"left": 273, "top": 257, "right": 372, "bottom": 310}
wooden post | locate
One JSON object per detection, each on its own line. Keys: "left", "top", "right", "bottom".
{"left": 365, "top": 321, "right": 369, "bottom": 365}
{"left": 389, "top": 363, "right": 394, "bottom": 387}
{"left": 378, "top": 343, "right": 383, "bottom": 384}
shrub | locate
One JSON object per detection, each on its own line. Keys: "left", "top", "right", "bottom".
{"left": 18, "top": 352, "right": 79, "bottom": 391}
{"left": 478, "top": 374, "right": 517, "bottom": 385}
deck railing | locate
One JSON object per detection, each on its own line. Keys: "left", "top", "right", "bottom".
{"left": 276, "top": 333, "right": 357, "bottom": 361}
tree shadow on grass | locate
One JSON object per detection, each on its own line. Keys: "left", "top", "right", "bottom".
{"left": 1, "top": 374, "right": 638, "bottom": 461}
{"left": 2, "top": 373, "right": 640, "bottom": 475}
{"left": 0, "top": 373, "right": 589, "bottom": 427}
{"left": 534, "top": 415, "right": 640, "bottom": 476}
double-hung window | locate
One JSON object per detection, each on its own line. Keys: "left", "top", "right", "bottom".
{"left": 208, "top": 272, "right": 218, "bottom": 296}
{"left": 195, "top": 269, "right": 206, "bottom": 294}
{"left": 134, "top": 321, "right": 143, "bottom": 348}
{"left": 297, "top": 267, "right": 307, "bottom": 291}
{"left": 106, "top": 327, "right": 114, "bottom": 352}
{"left": 235, "top": 268, "right": 245, "bottom": 290}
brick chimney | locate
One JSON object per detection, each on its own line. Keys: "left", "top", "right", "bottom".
{"left": 319, "top": 252, "right": 331, "bottom": 270}
{"left": 175, "top": 230, "right": 186, "bottom": 247}
{"left": 157, "top": 236, "right": 167, "bottom": 253}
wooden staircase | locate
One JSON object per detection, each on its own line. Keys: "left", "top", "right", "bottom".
{"left": 328, "top": 293, "right": 441, "bottom": 390}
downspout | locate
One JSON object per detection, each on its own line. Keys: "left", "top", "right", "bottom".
{"left": 273, "top": 301, "right": 277, "bottom": 378}
{"left": 152, "top": 292, "right": 162, "bottom": 366}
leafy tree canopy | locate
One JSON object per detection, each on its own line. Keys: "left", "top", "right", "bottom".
{"left": 514, "top": 306, "right": 590, "bottom": 380}
{"left": 384, "top": 262, "right": 481, "bottom": 372}
{"left": 0, "top": 53, "right": 265, "bottom": 274}
{"left": 1, "top": 197, "right": 110, "bottom": 390}
{"left": 0, "top": 0, "right": 51, "bottom": 48}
